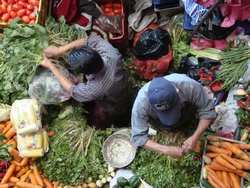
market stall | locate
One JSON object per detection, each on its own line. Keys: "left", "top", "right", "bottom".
{"left": 0, "top": 0, "right": 250, "bottom": 187}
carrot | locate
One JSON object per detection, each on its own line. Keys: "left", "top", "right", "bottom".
{"left": 11, "top": 161, "right": 21, "bottom": 166}
{"left": 9, "top": 177, "right": 19, "bottom": 183}
{"left": 16, "top": 182, "right": 42, "bottom": 188}
{"left": 229, "top": 173, "right": 241, "bottom": 188}
{"left": 20, "top": 170, "right": 31, "bottom": 182}
{"left": 1, "top": 164, "right": 15, "bottom": 183}
{"left": 0, "top": 183, "right": 13, "bottom": 188}
{"left": 215, "top": 156, "right": 237, "bottom": 170}
{"left": 206, "top": 153, "right": 219, "bottom": 158}
{"left": 220, "top": 154, "right": 243, "bottom": 169}
{"left": 234, "top": 158, "right": 250, "bottom": 170}
{"left": 4, "top": 128, "right": 15, "bottom": 140}
{"left": 0, "top": 123, "right": 6, "bottom": 133}
{"left": 215, "top": 171, "right": 222, "bottom": 181}
{"left": 207, "top": 135, "right": 221, "bottom": 142}
{"left": 16, "top": 167, "right": 29, "bottom": 178}
{"left": 221, "top": 142, "right": 250, "bottom": 161}
{"left": 6, "top": 140, "right": 17, "bottom": 148}
{"left": 47, "top": 131, "right": 55, "bottom": 137}
{"left": 2, "top": 122, "right": 11, "bottom": 135}
{"left": 207, "top": 175, "right": 221, "bottom": 188}
{"left": 236, "top": 143, "right": 250, "bottom": 150}
{"left": 207, "top": 168, "right": 225, "bottom": 188}
{"left": 207, "top": 145, "right": 232, "bottom": 155}
{"left": 43, "top": 178, "right": 53, "bottom": 188}
{"left": 20, "top": 158, "right": 29, "bottom": 167}
{"left": 32, "top": 165, "right": 44, "bottom": 186}
{"left": 29, "top": 173, "right": 38, "bottom": 185}
{"left": 209, "top": 161, "right": 246, "bottom": 177}
{"left": 221, "top": 172, "right": 230, "bottom": 188}
{"left": 8, "top": 148, "right": 21, "bottom": 162}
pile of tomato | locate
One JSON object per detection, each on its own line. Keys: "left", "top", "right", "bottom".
{"left": 0, "top": 0, "right": 39, "bottom": 24}
{"left": 101, "top": 3, "right": 122, "bottom": 16}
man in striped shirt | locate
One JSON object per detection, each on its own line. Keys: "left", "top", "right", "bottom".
{"left": 41, "top": 33, "right": 129, "bottom": 129}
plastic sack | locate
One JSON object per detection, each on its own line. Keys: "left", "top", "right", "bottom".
{"left": 95, "top": 15, "right": 122, "bottom": 35}
{"left": 17, "top": 129, "right": 49, "bottom": 157}
{"left": 28, "top": 65, "right": 71, "bottom": 105}
{"left": 0, "top": 104, "right": 11, "bottom": 122}
{"left": 133, "top": 28, "right": 171, "bottom": 60}
{"left": 10, "top": 99, "right": 42, "bottom": 135}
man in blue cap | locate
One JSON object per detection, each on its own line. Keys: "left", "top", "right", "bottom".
{"left": 41, "top": 33, "right": 129, "bottom": 129}
{"left": 131, "top": 73, "right": 217, "bottom": 157}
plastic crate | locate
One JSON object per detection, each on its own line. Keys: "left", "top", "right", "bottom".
{"left": 0, "top": 0, "right": 48, "bottom": 28}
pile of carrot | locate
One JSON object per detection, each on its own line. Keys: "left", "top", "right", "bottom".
{"left": 0, "top": 121, "right": 54, "bottom": 188}
{"left": 202, "top": 135, "right": 250, "bottom": 188}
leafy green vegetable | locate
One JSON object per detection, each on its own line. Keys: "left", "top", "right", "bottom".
{"left": 0, "top": 20, "right": 48, "bottom": 104}
{"left": 235, "top": 108, "right": 250, "bottom": 126}
{"left": 0, "top": 18, "right": 86, "bottom": 104}
{"left": 216, "top": 47, "right": 250, "bottom": 90}
{"left": 129, "top": 134, "right": 201, "bottom": 188}
{"left": 38, "top": 105, "right": 112, "bottom": 185}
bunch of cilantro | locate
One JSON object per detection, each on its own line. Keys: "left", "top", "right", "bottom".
{"left": 38, "top": 105, "right": 111, "bottom": 185}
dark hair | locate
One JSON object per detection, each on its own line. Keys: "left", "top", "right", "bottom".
{"left": 67, "top": 46, "right": 104, "bottom": 74}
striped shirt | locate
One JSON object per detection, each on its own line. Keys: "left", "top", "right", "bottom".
{"left": 69, "top": 34, "right": 128, "bottom": 115}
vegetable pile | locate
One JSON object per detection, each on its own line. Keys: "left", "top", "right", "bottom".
{"left": 201, "top": 135, "right": 250, "bottom": 188}
{"left": 0, "top": 0, "right": 39, "bottom": 24}
{"left": 0, "top": 18, "right": 85, "bottom": 104}
{"left": 216, "top": 47, "right": 250, "bottom": 91}
{"left": 0, "top": 20, "right": 47, "bottom": 104}
{"left": 129, "top": 134, "right": 201, "bottom": 188}
{"left": 114, "top": 176, "right": 141, "bottom": 188}
{"left": 38, "top": 105, "right": 112, "bottom": 185}
{"left": 0, "top": 120, "right": 54, "bottom": 188}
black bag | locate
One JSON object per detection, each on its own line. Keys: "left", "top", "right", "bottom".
{"left": 198, "top": 8, "right": 235, "bottom": 40}
{"left": 133, "top": 28, "right": 171, "bottom": 60}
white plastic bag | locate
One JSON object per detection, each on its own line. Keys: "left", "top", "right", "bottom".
{"left": 10, "top": 99, "right": 42, "bottom": 135}
{"left": 28, "top": 65, "right": 71, "bottom": 105}
{"left": 0, "top": 104, "right": 11, "bottom": 122}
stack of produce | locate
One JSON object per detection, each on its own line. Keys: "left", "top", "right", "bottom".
{"left": 0, "top": 0, "right": 39, "bottom": 24}
{"left": 39, "top": 105, "right": 113, "bottom": 186}
{"left": 201, "top": 135, "right": 250, "bottom": 188}
{"left": 216, "top": 47, "right": 250, "bottom": 91}
{"left": 0, "top": 18, "right": 85, "bottom": 105}
{"left": 0, "top": 120, "right": 53, "bottom": 188}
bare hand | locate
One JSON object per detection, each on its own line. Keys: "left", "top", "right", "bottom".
{"left": 163, "top": 146, "right": 183, "bottom": 158}
{"left": 40, "top": 56, "right": 54, "bottom": 70}
{"left": 182, "top": 135, "right": 198, "bottom": 154}
{"left": 44, "top": 46, "right": 61, "bottom": 58}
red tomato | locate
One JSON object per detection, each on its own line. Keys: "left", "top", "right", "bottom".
{"left": 28, "top": 0, "right": 39, "bottom": 6}
{"left": 17, "top": 9, "right": 26, "bottom": 17}
{"left": 21, "top": 15, "right": 29, "bottom": 23}
{"left": 17, "top": 1, "right": 27, "bottom": 8}
{"left": 113, "top": 4, "right": 122, "bottom": 9}
{"left": 29, "top": 13, "right": 35, "bottom": 19}
{"left": 10, "top": 10, "right": 16, "bottom": 18}
{"left": 7, "top": 5, "right": 13, "bottom": 12}
{"left": 1, "top": 13, "right": 10, "bottom": 22}
{"left": 12, "top": 4, "right": 22, "bottom": 11}
{"left": 1, "top": 4, "right": 7, "bottom": 13}
{"left": 104, "top": 3, "right": 112, "bottom": 8}
{"left": 104, "top": 7, "right": 112, "bottom": 13}
{"left": 7, "top": 0, "right": 15, "bottom": 4}
{"left": 26, "top": 10, "right": 31, "bottom": 15}
{"left": 26, "top": 4, "right": 33, "bottom": 10}
{"left": 29, "top": 19, "right": 34, "bottom": 24}
{"left": 113, "top": 9, "right": 121, "bottom": 14}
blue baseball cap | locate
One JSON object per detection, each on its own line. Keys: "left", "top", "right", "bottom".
{"left": 148, "top": 77, "right": 181, "bottom": 127}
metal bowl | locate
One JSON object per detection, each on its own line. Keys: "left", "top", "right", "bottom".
{"left": 102, "top": 134, "right": 136, "bottom": 168}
